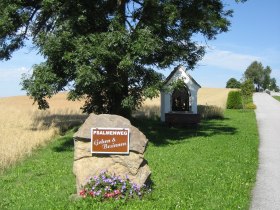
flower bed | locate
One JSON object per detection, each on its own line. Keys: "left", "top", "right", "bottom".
{"left": 80, "top": 170, "right": 151, "bottom": 201}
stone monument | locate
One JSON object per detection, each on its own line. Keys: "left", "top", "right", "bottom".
{"left": 73, "top": 114, "right": 151, "bottom": 194}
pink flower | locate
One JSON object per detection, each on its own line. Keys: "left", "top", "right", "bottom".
{"left": 114, "top": 190, "right": 121, "bottom": 195}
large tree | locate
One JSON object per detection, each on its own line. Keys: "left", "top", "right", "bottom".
{"left": 1, "top": 0, "right": 236, "bottom": 116}
{"left": 262, "top": 66, "right": 272, "bottom": 90}
{"left": 270, "top": 78, "right": 279, "bottom": 92}
{"left": 244, "top": 61, "right": 278, "bottom": 92}
{"left": 244, "top": 61, "right": 264, "bottom": 91}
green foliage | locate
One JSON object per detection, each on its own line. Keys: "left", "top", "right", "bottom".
{"left": 244, "top": 61, "right": 278, "bottom": 92}
{"left": 244, "top": 61, "right": 263, "bottom": 91}
{"left": 244, "top": 102, "right": 256, "bottom": 110}
{"left": 241, "top": 79, "right": 254, "bottom": 98}
{"left": 226, "top": 78, "right": 241, "bottom": 88}
{"left": 1, "top": 0, "right": 234, "bottom": 116}
{"left": 163, "top": 78, "right": 186, "bottom": 93}
{"left": 262, "top": 66, "right": 272, "bottom": 90}
{"left": 240, "top": 79, "right": 255, "bottom": 108}
{"left": 0, "top": 110, "right": 258, "bottom": 209}
{"left": 270, "top": 78, "right": 279, "bottom": 92}
{"left": 226, "top": 91, "right": 242, "bottom": 109}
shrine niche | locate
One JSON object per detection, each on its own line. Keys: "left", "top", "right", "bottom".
{"left": 172, "top": 86, "right": 190, "bottom": 112}
{"left": 160, "top": 65, "right": 201, "bottom": 126}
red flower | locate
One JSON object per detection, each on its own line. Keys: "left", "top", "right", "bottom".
{"left": 105, "top": 193, "right": 115, "bottom": 198}
{"left": 79, "top": 190, "right": 86, "bottom": 198}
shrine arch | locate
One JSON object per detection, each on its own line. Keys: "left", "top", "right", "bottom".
{"left": 171, "top": 86, "right": 191, "bottom": 112}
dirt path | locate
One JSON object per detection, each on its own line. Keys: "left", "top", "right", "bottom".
{"left": 250, "top": 93, "right": 280, "bottom": 210}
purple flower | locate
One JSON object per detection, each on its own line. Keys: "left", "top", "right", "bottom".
{"left": 95, "top": 180, "right": 100, "bottom": 187}
{"left": 118, "top": 177, "right": 123, "bottom": 182}
{"left": 95, "top": 190, "right": 101, "bottom": 196}
{"left": 105, "top": 186, "right": 111, "bottom": 192}
{"left": 100, "top": 169, "right": 107, "bottom": 174}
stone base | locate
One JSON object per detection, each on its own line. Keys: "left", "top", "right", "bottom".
{"left": 165, "top": 112, "right": 200, "bottom": 127}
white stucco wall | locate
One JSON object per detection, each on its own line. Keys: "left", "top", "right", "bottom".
{"left": 160, "top": 91, "right": 171, "bottom": 122}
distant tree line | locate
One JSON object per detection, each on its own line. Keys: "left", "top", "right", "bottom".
{"left": 226, "top": 61, "right": 279, "bottom": 92}
{"left": 226, "top": 78, "right": 241, "bottom": 88}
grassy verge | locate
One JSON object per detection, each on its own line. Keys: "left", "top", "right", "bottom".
{"left": 273, "top": 96, "right": 280, "bottom": 102}
{"left": 0, "top": 110, "right": 259, "bottom": 210}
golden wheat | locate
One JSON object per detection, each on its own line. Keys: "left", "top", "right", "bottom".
{"left": 0, "top": 93, "right": 86, "bottom": 172}
{"left": 197, "top": 88, "right": 235, "bottom": 108}
{"left": 0, "top": 88, "right": 231, "bottom": 171}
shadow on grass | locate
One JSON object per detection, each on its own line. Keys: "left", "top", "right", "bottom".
{"left": 52, "top": 136, "right": 74, "bottom": 152}
{"left": 51, "top": 115, "right": 237, "bottom": 152}
{"left": 30, "top": 114, "right": 87, "bottom": 134}
{"left": 131, "top": 117, "right": 237, "bottom": 146}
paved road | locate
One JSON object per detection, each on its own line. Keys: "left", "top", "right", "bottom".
{"left": 250, "top": 93, "right": 280, "bottom": 210}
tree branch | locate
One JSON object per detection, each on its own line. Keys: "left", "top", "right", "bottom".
{"left": 133, "top": 0, "right": 144, "bottom": 6}
{"left": 23, "top": 8, "right": 39, "bottom": 37}
{"left": 125, "top": 19, "right": 134, "bottom": 31}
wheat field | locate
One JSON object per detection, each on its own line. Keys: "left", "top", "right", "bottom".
{"left": 197, "top": 88, "right": 235, "bottom": 108}
{"left": 0, "top": 88, "right": 231, "bottom": 172}
{"left": 0, "top": 93, "right": 86, "bottom": 172}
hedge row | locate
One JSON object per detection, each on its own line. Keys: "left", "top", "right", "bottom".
{"left": 226, "top": 91, "right": 242, "bottom": 109}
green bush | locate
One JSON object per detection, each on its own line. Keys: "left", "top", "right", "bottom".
{"left": 241, "top": 79, "right": 254, "bottom": 98}
{"left": 227, "top": 91, "right": 242, "bottom": 109}
{"left": 198, "top": 105, "right": 224, "bottom": 119}
{"left": 244, "top": 102, "right": 257, "bottom": 110}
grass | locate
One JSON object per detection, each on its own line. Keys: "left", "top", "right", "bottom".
{"left": 273, "top": 96, "right": 280, "bottom": 102}
{"left": 0, "top": 109, "right": 259, "bottom": 210}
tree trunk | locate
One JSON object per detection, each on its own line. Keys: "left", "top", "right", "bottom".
{"left": 107, "top": 64, "right": 129, "bottom": 117}
{"left": 117, "top": 0, "right": 126, "bottom": 27}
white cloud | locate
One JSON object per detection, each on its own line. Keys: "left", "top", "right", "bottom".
{"left": 199, "top": 48, "right": 262, "bottom": 72}
{"left": 0, "top": 67, "right": 30, "bottom": 82}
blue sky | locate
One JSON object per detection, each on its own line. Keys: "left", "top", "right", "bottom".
{"left": 0, "top": 0, "right": 279, "bottom": 97}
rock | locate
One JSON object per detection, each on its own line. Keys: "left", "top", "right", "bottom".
{"left": 73, "top": 114, "right": 151, "bottom": 194}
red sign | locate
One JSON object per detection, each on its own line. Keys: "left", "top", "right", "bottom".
{"left": 91, "top": 128, "right": 130, "bottom": 154}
